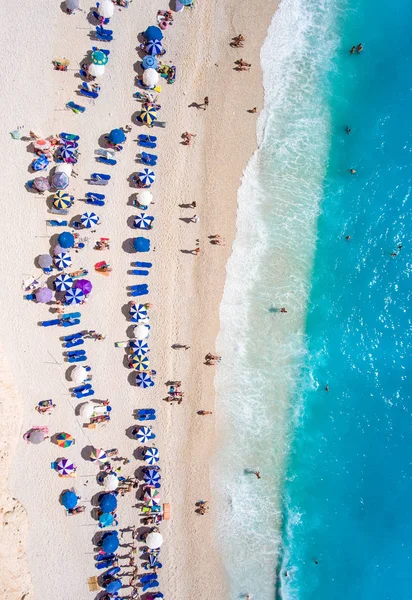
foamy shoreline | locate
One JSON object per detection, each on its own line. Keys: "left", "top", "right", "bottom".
{"left": 1, "top": 0, "right": 277, "bottom": 598}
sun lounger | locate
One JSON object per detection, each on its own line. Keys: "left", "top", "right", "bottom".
{"left": 140, "top": 574, "right": 158, "bottom": 584}
{"left": 95, "top": 559, "right": 116, "bottom": 569}
{"left": 67, "top": 101, "right": 86, "bottom": 114}
{"left": 131, "top": 269, "right": 150, "bottom": 276}
{"left": 152, "top": 121, "right": 166, "bottom": 128}
{"left": 49, "top": 220, "right": 68, "bottom": 226}
{"left": 64, "top": 338, "right": 84, "bottom": 348}
{"left": 73, "top": 383, "right": 92, "bottom": 393}
{"left": 50, "top": 207, "right": 69, "bottom": 215}
{"left": 40, "top": 319, "right": 61, "bottom": 327}
{"left": 131, "top": 289, "right": 149, "bottom": 297}
{"left": 95, "top": 148, "right": 115, "bottom": 158}
{"left": 130, "top": 283, "right": 149, "bottom": 289}
{"left": 90, "top": 173, "right": 111, "bottom": 186}
{"left": 86, "top": 191, "right": 105, "bottom": 200}
{"left": 60, "top": 133, "right": 80, "bottom": 141}
{"left": 75, "top": 388, "right": 94, "bottom": 398}
{"left": 25, "top": 294, "right": 35, "bottom": 301}
{"left": 96, "top": 157, "right": 117, "bottom": 165}
{"left": 105, "top": 566, "right": 121, "bottom": 578}
{"left": 80, "top": 88, "right": 99, "bottom": 99}
{"left": 87, "top": 198, "right": 105, "bottom": 206}
{"left": 141, "top": 152, "right": 158, "bottom": 166}
{"left": 68, "top": 355, "right": 87, "bottom": 363}
{"left": 96, "top": 25, "right": 113, "bottom": 35}
{"left": 133, "top": 261, "right": 152, "bottom": 268}
{"left": 61, "top": 312, "right": 81, "bottom": 320}
{"left": 138, "top": 140, "right": 157, "bottom": 149}
{"left": 138, "top": 134, "right": 157, "bottom": 143}
{"left": 66, "top": 349, "right": 86, "bottom": 357}
{"left": 63, "top": 332, "right": 83, "bottom": 341}
{"left": 143, "top": 581, "right": 159, "bottom": 592}
{"left": 61, "top": 318, "right": 81, "bottom": 327}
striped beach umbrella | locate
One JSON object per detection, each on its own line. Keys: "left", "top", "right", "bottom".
{"left": 138, "top": 168, "right": 155, "bottom": 186}
{"left": 143, "top": 487, "right": 161, "bottom": 506}
{"left": 136, "top": 426, "right": 154, "bottom": 443}
{"left": 91, "top": 50, "right": 108, "bottom": 65}
{"left": 90, "top": 448, "right": 108, "bottom": 463}
{"left": 146, "top": 39, "right": 163, "bottom": 56}
{"left": 51, "top": 172, "right": 69, "bottom": 190}
{"left": 56, "top": 432, "right": 74, "bottom": 448}
{"left": 81, "top": 212, "right": 99, "bottom": 228}
{"left": 33, "top": 176, "right": 50, "bottom": 192}
{"left": 56, "top": 458, "right": 76, "bottom": 476}
{"left": 60, "top": 146, "right": 77, "bottom": 162}
{"left": 53, "top": 191, "right": 72, "bottom": 210}
{"left": 134, "top": 213, "right": 153, "bottom": 229}
{"left": 129, "top": 303, "right": 147, "bottom": 319}
{"left": 141, "top": 55, "right": 158, "bottom": 71}
{"left": 34, "top": 139, "right": 51, "bottom": 151}
{"left": 143, "top": 469, "right": 161, "bottom": 485}
{"left": 136, "top": 372, "right": 154, "bottom": 388}
{"left": 54, "top": 252, "right": 72, "bottom": 270}
{"left": 54, "top": 273, "right": 73, "bottom": 291}
{"left": 144, "top": 447, "right": 159, "bottom": 465}
{"left": 129, "top": 354, "right": 149, "bottom": 371}
{"left": 129, "top": 339, "right": 148, "bottom": 356}
{"left": 137, "top": 107, "right": 157, "bottom": 126}
{"left": 65, "top": 287, "right": 85, "bottom": 305}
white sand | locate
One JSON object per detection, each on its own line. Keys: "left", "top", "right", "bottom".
{"left": 1, "top": 0, "right": 276, "bottom": 598}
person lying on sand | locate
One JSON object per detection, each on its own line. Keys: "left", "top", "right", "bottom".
{"left": 231, "top": 34, "right": 245, "bottom": 47}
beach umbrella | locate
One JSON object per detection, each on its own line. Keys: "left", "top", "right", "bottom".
{"left": 34, "top": 139, "right": 51, "bottom": 151}
{"left": 56, "top": 432, "right": 74, "bottom": 448}
{"left": 91, "top": 50, "right": 108, "bottom": 66}
{"left": 143, "top": 488, "right": 161, "bottom": 506}
{"left": 61, "top": 490, "right": 78, "bottom": 509}
{"left": 89, "top": 63, "right": 105, "bottom": 78}
{"left": 66, "top": 0, "right": 79, "bottom": 10}
{"left": 53, "top": 191, "right": 72, "bottom": 210}
{"left": 129, "top": 339, "right": 148, "bottom": 355}
{"left": 142, "top": 68, "right": 159, "bottom": 88}
{"left": 28, "top": 429, "right": 45, "bottom": 444}
{"left": 105, "top": 579, "right": 122, "bottom": 594}
{"left": 104, "top": 473, "right": 119, "bottom": 492}
{"left": 146, "top": 39, "right": 163, "bottom": 56}
{"left": 99, "top": 494, "right": 117, "bottom": 512}
{"left": 54, "top": 252, "right": 72, "bottom": 270}
{"left": 109, "top": 128, "right": 126, "bottom": 145}
{"left": 137, "top": 107, "right": 158, "bottom": 127}
{"left": 143, "top": 469, "right": 161, "bottom": 485}
{"left": 81, "top": 212, "right": 99, "bottom": 228}
{"left": 72, "top": 365, "right": 87, "bottom": 384}
{"left": 131, "top": 354, "right": 150, "bottom": 372}
{"left": 146, "top": 532, "right": 163, "bottom": 549}
{"left": 99, "top": 512, "right": 114, "bottom": 527}
{"left": 142, "top": 55, "right": 158, "bottom": 71}
{"left": 56, "top": 458, "right": 76, "bottom": 476}
{"left": 102, "top": 532, "right": 119, "bottom": 553}
{"left": 134, "top": 213, "right": 153, "bottom": 229}
{"left": 180, "top": 0, "right": 193, "bottom": 5}
{"left": 136, "top": 372, "right": 154, "bottom": 388}
{"left": 65, "top": 287, "right": 85, "bottom": 305}
{"left": 38, "top": 254, "right": 53, "bottom": 269}
{"left": 138, "top": 190, "right": 153, "bottom": 205}
{"left": 35, "top": 287, "right": 53, "bottom": 303}
{"left": 136, "top": 426, "right": 153, "bottom": 443}
{"left": 51, "top": 172, "right": 69, "bottom": 190}
{"left": 144, "top": 447, "right": 159, "bottom": 465}
{"left": 58, "top": 231, "right": 76, "bottom": 250}
{"left": 90, "top": 448, "right": 108, "bottom": 463}
{"left": 138, "top": 168, "right": 155, "bottom": 185}
{"left": 54, "top": 273, "right": 73, "bottom": 292}
{"left": 33, "top": 176, "right": 50, "bottom": 192}
{"left": 134, "top": 323, "right": 150, "bottom": 340}
{"left": 145, "top": 26, "right": 163, "bottom": 41}
{"left": 133, "top": 237, "right": 150, "bottom": 252}
{"left": 55, "top": 163, "right": 72, "bottom": 176}
{"left": 129, "top": 303, "right": 147, "bottom": 318}
{"left": 74, "top": 279, "right": 92, "bottom": 295}
{"left": 79, "top": 402, "right": 94, "bottom": 420}
{"left": 98, "top": 0, "right": 114, "bottom": 18}
{"left": 60, "top": 146, "right": 77, "bottom": 162}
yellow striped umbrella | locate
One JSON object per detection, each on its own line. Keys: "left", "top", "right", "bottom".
{"left": 53, "top": 191, "right": 72, "bottom": 210}
{"left": 129, "top": 354, "right": 150, "bottom": 371}
{"left": 138, "top": 107, "right": 158, "bottom": 127}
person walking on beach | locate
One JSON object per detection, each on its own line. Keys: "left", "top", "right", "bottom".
{"left": 191, "top": 247, "right": 200, "bottom": 255}
{"left": 182, "top": 132, "right": 196, "bottom": 146}
{"left": 191, "top": 215, "right": 200, "bottom": 223}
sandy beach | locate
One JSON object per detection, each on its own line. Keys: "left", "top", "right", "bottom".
{"left": 0, "top": 0, "right": 276, "bottom": 598}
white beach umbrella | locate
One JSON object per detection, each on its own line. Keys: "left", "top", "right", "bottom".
{"left": 143, "top": 68, "right": 159, "bottom": 88}
{"left": 134, "top": 324, "right": 150, "bottom": 340}
{"left": 138, "top": 190, "right": 154, "bottom": 205}
{"left": 98, "top": 0, "right": 114, "bottom": 17}
{"left": 71, "top": 365, "right": 88, "bottom": 384}
{"left": 55, "top": 163, "right": 73, "bottom": 176}
{"left": 89, "top": 63, "right": 105, "bottom": 78}
{"left": 104, "top": 473, "right": 119, "bottom": 491}
{"left": 79, "top": 402, "right": 94, "bottom": 419}
{"left": 145, "top": 532, "right": 163, "bottom": 549}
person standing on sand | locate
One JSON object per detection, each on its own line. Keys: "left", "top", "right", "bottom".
{"left": 191, "top": 247, "right": 200, "bottom": 255}
{"left": 191, "top": 215, "right": 200, "bottom": 223}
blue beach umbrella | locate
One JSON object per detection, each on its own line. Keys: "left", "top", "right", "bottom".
{"left": 99, "top": 512, "right": 114, "bottom": 527}
{"left": 143, "top": 469, "right": 161, "bottom": 485}
{"left": 99, "top": 494, "right": 117, "bottom": 513}
{"left": 146, "top": 39, "right": 163, "bottom": 55}
{"left": 60, "top": 146, "right": 77, "bottom": 162}
{"left": 142, "top": 55, "right": 158, "bottom": 70}
{"left": 102, "top": 532, "right": 119, "bottom": 553}
{"left": 145, "top": 26, "right": 163, "bottom": 41}
{"left": 138, "top": 168, "right": 155, "bottom": 185}
{"left": 58, "top": 231, "right": 75, "bottom": 249}
{"left": 129, "top": 339, "right": 148, "bottom": 355}
{"left": 54, "top": 252, "right": 72, "bottom": 270}
{"left": 108, "top": 128, "right": 126, "bottom": 145}
{"left": 144, "top": 447, "right": 159, "bottom": 465}
{"left": 136, "top": 372, "right": 154, "bottom": 388}
{"left": 81, "top": 211, "right": 99, "bottom": 228}
{"left": 129, "top": 303, "right": 148, "bottom": 319}
{"left": 106, "top": 579, "right": 122, "bottom": 594}
{"left": 136, "top": 426, "right": 154, "bottom": 443}
{"left": 134, "top": 213, "right": 153, "bottom": 229}
{"left": 133, "top": 237, "right": 150, "bottom": 252}
{"left": 54, "top": 273, "right": 73, "bottom": 291}
{"left": 180, "top": 0, "right": 193, "bottom": 4}
{"left": 61, "top": 490, "right": 78, "bottom": 509}
{"left": 65, "top": 287, "right": 85, "bottom": 305}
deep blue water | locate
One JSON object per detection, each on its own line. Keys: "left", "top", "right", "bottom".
{"left": 279, "top": 1, "right": 412, "bottom": 598}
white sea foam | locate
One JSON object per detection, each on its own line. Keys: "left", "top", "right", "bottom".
{"left": 212, "top": 0, "right": 341, "bottom": 597}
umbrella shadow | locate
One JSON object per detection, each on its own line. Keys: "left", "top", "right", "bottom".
{"left": 127, "top": 371, "right": 137, "bottom": 387}
{"left": 25, "top": 182, "right": 41, "bottom": 194}
{"left": 81, "top": 444, "right": 95, "bottom": 462}
{"left": 66, "top": 365, "right": 78, "bottom": 383}
{"left": 122, "top": 354, "right": 131, "bottom": 370}
{"left": 179, "top": 217, "right": 194, "bottom": 224}
{"left": 127, "top": 215, "right": 136, "bottom": 229}
{"left": 126, "top": 425, "right": 138, "bottom": 440}
{"left": 126, "top": 324, "right": 135, "bottom": 338}
{"left": 133, "top": 60, "right": 143, "bottom": 77}
{"left": 121, "top": 303, "right": 132, "bottom": 320}
{"left": 127, "top": 193, "right": 137, "bottom": 207}
{"left": 98, "top": 133, "right": 111, "bottom": 149}
{"left": 87, "top": 6, "right": 99, "bottom": 25}
{"left": 122, "top": 238, "right": 136, "bottom": 254}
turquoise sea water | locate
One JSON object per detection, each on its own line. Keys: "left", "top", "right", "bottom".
{"left": 215, "top": 0, "right": 412, "bottom": 598}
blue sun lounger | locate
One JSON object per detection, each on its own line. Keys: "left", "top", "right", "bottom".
{"left": 95, "top": 26, "right": 113, "bottom": 41}
{"left": 142, "top": 581, "right": 159, "bottom": 592}
{"left": 138, "top": 134, "right": 157, "bottom": 149}
{"left": 66, "top": 349, "right": 86, "bottom": 357}
{"left": 131, "top": 269, "right": 150, "bottom": 276}
{"left": 64, "top": 338, "right": 84, "bottom": 348}
{"left": 62, "top": 312, "right": 81, "bottom": 320}
{"left": 67, "top": 101, "right": 86, "bottom": 114}
{"left": 137, "top": 410, "right": 156, "bottom": 421}
{"left": 49, "top": 220, "right": 68, "bottom": 227}
{"left": 96, "top": 157, "right": 117, "bottom": 165}
{"left": 40, "top": 319, "right": 60, "bottom": 327}
{"left": 60, "top": 133, "right": 79, "bottom": 141}
{"left": 140, "top": 574, "right": 158, "bottom": 584}
{"left": 141, "top": 152, "right": 158, "bottom": 166}
{"left": 96, "top": 558, "right": 116, "bottom": 570}
{"left": 87, "top": 198, "right": 105, "bottom": 206}
{"left": 86, "top": 192, "right": 105, "bottom": 200}
{"left": 90, "top": 173, "right": 111, "bottom": 185}
{"left": 132, "top": 261, "right": 152, "bottom": 268}
{"left": 63, "top": 332, "right": 83, "bottom": 341}
{"left": 25, "top": 294, "right": 35, "bottom": 301}
{"left": 73, "top": 383, "right": 92, "bottom": 393}
{"left": 68, "top": 355, "right": 87, "bottom": 363}
{"left": 80, "top": 88, "right": 99, "bottom": 99}
{"left": 61, "top": 319, "right": 81, "bottom": 327}
{"left": 75, "top": 388, "right": 94, "bottom": 398}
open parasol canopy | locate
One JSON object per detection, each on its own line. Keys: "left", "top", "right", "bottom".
{"left": 143, "top": 468, "right": 161, "bottom": 485}
{"left": 134, "top": 213, "right": 153, "bottom": 229}
{"left": 138, "top": 168, "right": 155, "bottom": 185}
{"left": 38, "top": 254, "right": 53, "bottom": 269}
{"left": 65, "top": 287, "right": 85, "bottom": 305}
{"left": 34, "top": 139, "right": 51, "bottom": 151}
{"left": 35, "top": 287, "right": 53, "bottom": 303}
{"left": 137, "top": 107, "right": 158, "bottom": 126}
{"left": 56, "top": 458, "right": 76, "bottom": 476}
{"left": 98, "top": 0, "right": 114, "bottom": 17}
{"left": 142, "top": 68, "right": 159, "bottom": 88}
{"left": 91, "top": 50, "right": 108, "bottom": 65}
{"left": 109, "top": 128, "right": 126, "bottom": 145}
{"left": 145, "top": 26, "right": 163, "bottom": 41}
{"left": 71, "top": 365, "right": 87, "bottom": 384}
{"left": 61, "top": 490, "right": 78, "bottom": 509}
{"left": 73, "top": 279, "right": 92, "bottom": 295}
{"left": 56, "top": 432, "right": 74, "bottom": 448}
{"left": 137, "top": 190, "right": 153, "bottom": 205}
{"left": 33, "top": 176, "right": 50, "bottom": 192}
{"left": 89, "top": 63, "right": 105, "bottom": 78}
{"left": 142, "top": 55, "right": 158, "bottom": 71}
{"left": 54, "top": 252, "right": 72, "bottom": 270}
{"left": 81, "top": 212, "right": 99, "bottom": 228}
{"left": 53, "top": 191, "right": 72, "bottom": 210}
{"left": 102, "top": 531, "right": 119, "bottom": 553}
{"left": 99, "top": 493, "right": 117, "bottom": 512}
{"left": 55, "top": 163, "right": 73, "bottom": 176}
{"left": 145, "top": 531, "right": 163, "bottom": 549}
{"left": 144, "top": 447, "right": 159, "bottom": 464}
{"left": 104, "top": 473, "right": 119, "bottom": 491}
{"left": 136, "top": 372, "right": 154, "bottom": 388}
{"left": 28, "top": 429, "right": 46, "bottom": 444}
{"left": 143, "top": 487, "right": 161, "bottom": 506}
{"left": 146, "top": 39, "right": 163, "bottom": 56}
{"left": 54, "top": 273, "right": 73, "bottom": 291}
{"left": 136, "top": 426, "right": 154, "bottom": 443}
{"left": 134, "top": 323, "right": 150, "bottom": 340}
{"left": 129, "top": 339, "right": 148, "bottom": 355}
{"left": 99, "top": 512, "right": 114, "bottom": 527}
{"left": 51, "top": 172, "right": 69, "bottom": 190}
{"left": 130, "top": 354, "right": 150, "bottom": 371}
{"left": 90, "top": 448, "right": 108, "bottom": 463}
